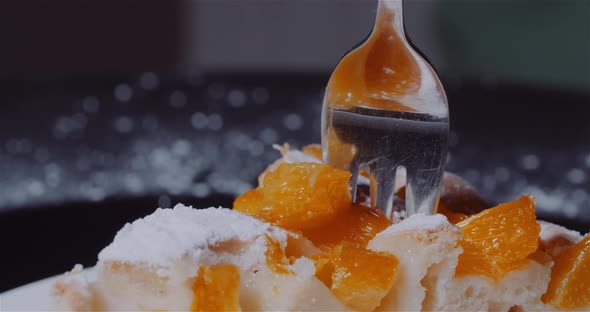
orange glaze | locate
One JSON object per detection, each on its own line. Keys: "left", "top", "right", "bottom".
{"left": 191, "top": 264, "right": 241, "bottom": 312}
{"left": 325, "top": 3, "right": 420, "bottom": 111}
{"left": 543, "top": 234, "right": 590, "bottom": 309}
{"left": 264, "top": 234, "right": 294, "bottom": 275}
{"left": 455, "top": 196, "right": 541, "bottom": 279}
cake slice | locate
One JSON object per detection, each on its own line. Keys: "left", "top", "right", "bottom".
{"left": 53, "top": 146, "right": 589, "bottom": 311}
{"left": 367, "top": 213, "right": 463, "bottom": 311}
{"left": 53, "top": 264, "right": 94, "bottom": 311}
{"left": 421, "top": 251, "right": 552, "bottom": 312}
{"left": 368, "top": 211, "right": 553, "bottom": 312}
{"left": 53, "top": 205, "right": 349, "bottom": 311}
{"left": 52, "top": 204, "right": 585, "bottom": 312}
{"left": 365, "top": 192, "right": 580, "bottom": 312}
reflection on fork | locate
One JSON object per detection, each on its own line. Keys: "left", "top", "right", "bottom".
{"left": 321, "top": 0, "right": 449, "bottom": 219}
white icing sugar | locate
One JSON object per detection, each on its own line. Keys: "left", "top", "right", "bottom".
{"left": 61, "top": 264, "right": 88, "bottom": 285}
{"left": 381, "top": 213, "right": 450, "bottom": 235}
{"left": 98, "top": 204, "right": 281, "bottom": 266}
{"left": 283, "top": 150, "right": 321, "bottom": 164}
{"left": 538, "top": 220, "right": 583, "bottom": 244}
{"left": 56, "top": 264, "right": 93, "bottom": 298}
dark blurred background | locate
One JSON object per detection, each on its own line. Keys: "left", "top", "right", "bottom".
{"left": 0, "top": 0, "right": 589, "bottom": 292}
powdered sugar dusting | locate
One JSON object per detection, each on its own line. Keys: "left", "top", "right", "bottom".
{"left": 283, "top": 150, "right": 321, "bottom": 164}
{"left": 60, "top": 265, "right": 89, "bottom": 289}
{"left": 538, "top": 220, "right": 583, "bottom": 244}
{"left": 98, "top": 204, "right": 279, "bottom": 266}
{"left": 53, "top": 264, "right": 94, "bottom": 299}
{"left": 381, "top": 213, "right": 450, "bottom": 235}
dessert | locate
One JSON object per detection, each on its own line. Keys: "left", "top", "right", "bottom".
{"left": 53, "top": 145, "right": 589, "bottom": 311}
{"left": 54, "top": 205, "right": 342, "bottom": 311}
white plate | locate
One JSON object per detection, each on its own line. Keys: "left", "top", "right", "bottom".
{"left": 0, "top": 274, "right": 59, "bottom": 311}
{"left": 1, "top": 268, "right": 94, "bottom": 311}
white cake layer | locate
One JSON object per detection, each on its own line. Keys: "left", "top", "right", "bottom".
{"left": 98, "top": 205, "right": 289, "bottom": 270}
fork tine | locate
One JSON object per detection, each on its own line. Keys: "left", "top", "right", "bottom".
{"left": 349, "top": 160, "right": 360, "bottom": 203}
{"left": 369, "top": 159, "right": 397, "bottom": 218}
{"left": 405, "top": 165, "right": 445, "bottom": 215}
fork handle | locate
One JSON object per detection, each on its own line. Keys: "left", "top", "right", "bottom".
{"left": 377, "top": 0, "right": 404, "bottom": 33}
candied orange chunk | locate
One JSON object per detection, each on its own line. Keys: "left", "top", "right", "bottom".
{"left": 234, "top": 162, "right": 351, "bottom": 230}
{"left": 542, "top": 234, "right": 590, "bottom": 309}
{"left": 455, "top": 195, "right": 540, "bottom": 279}
{"left": 303, "top": 143, "right": 371, "bottom": 178}
{"left": 302, "top": 144, "right": 323, "bottom": 160}
{"left": 264, "top": 235, "right": 294, "bottom": 275}
{"left": 311, "top": 253, "right": 335, "bottom": 288}
{"left": 312, "top": 242, "right": 399, "bottom": 311}
{"left": 303, "top": 204, "right": 391, "bottom": 248}
{"left": 191, "top": 264, "right": 241, "bottom": 312}
{"left": 233, "top": 189, "right": 263, "bottom": 216}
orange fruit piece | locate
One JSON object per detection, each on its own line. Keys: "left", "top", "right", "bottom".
{"left": 303, "top": 203, "right": 392, "bottom": 248}
{"left": 542, "top": 234, "right": 590, "bottom": 309}
{"left": 455, "top": 195, "right": 540, "bottom": 279}
{"left": 191, "top": 264, "right": 241, "bottom": 312}
{"left": 234, "top": 162, "right": 352, "bottom": 230}
{"left": 303, "top": 143, "right": 371, "bottom": 178}
{"left": 302, "top": 144, "right": 323, "bottom": 160}
{"left": 312, "top": 242, "right": 399, "bottom": 311}
{"left": 233, "top": 189, "right": 263, "bottom": 217}
{"left": 264, "top": 235, "right": 294, "bottom": 275}
{"left": 311, "top": 253, "right": 335, "bottom": 288}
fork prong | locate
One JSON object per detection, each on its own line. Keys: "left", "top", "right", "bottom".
{"left": 405, "top": 165, "right": 445, "bottom": 215}
{"left": 369, "top": 160, "right": 397, "bottom": 218}
{"left": 349, "top": 160, "right": 360, "bottom": 203}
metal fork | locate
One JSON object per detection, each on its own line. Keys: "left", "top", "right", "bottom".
{"left": 321, "top": 0, "right": 449, "bottom": 219}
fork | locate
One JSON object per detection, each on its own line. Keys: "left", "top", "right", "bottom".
{"left": 321, "top": 0, "right": 449, "bottom": 219}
